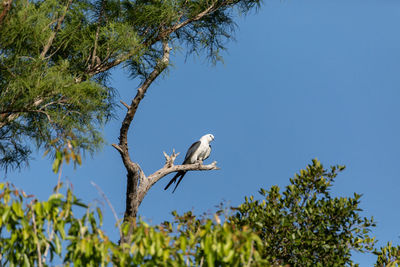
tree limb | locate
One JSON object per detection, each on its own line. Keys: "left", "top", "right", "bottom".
{"left": 89, "top": 0, "right": 106, "bottom": 70}
{"left": 120, "top": 149, "right": 219, "bottom": 243}
{"left": 0, "top": 95, "right": 68, "bottom": 129}
{"left": 0, "top": 0, "right": 12, "bottom": 26}
{"left": 115, "top": 39, "right": 170, "bottom": 172}
{"left": 0, "top": 113, "right": 18, "bottom": 129}
{"left": 135, "top": 152, "right": 219, "bottom": 215}
{"left": 146, "top": 161, "right": 219, "bottom": 189}
{"left": 161, "top": 3, "right": 216, "bottom": 39}
{"left": 120, "top": 100, "right": 130, "bottom": 110}
{"left": 40, "top": 0, "right": 72, "bottom": 59}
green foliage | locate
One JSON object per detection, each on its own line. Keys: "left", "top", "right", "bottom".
{"left": 0, "top": 182, "right": 88, "bottom": 266}
{"left": 45, "top": 133, "right": 82, "bottom": 174}
{"left": 113, "top": 211, "right": 269, "bottom": 266}
{"left": 0, "top": 182, "right": 269, "bottom": 266}
{"left": 0, "top": 0, "right": 114, "bottom": 171}
{"left": 231, "top": 159, "right": 376, "bottom": 266}
{"left": 374, "top": 243, "right": 400, "bottom": 267}
{"left": 0, "top": 159, "right": 395, "bottom": 266}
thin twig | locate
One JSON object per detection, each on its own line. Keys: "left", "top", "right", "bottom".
{"left": 90, "top": 181, "right": 122, "bottom": 240}
{"left": 42, "top": 221, "right": 55, "bottom": 264}
{"left": 90, "top": 0, "right": 106, "bottom": 69}
{"left": 120, "top": 100, "right": 130, "bottom": 109}
{"left": 246, "top": 240, "right": 254, "bottom": 267}
{"left": 111, "top": 144, "right": 123, "bottom": 153}
{"left": 31, "top": 207, "right": 43, "bottom": 267}
{"left": 56, "top": 161, "right": 63, "bottom": 194}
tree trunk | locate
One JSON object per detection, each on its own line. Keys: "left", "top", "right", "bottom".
{"left": 124, "top": 170, "right": 138, "bottom": 221}
{"left": 120, "top": 170, "right": 138, "bottom": 244}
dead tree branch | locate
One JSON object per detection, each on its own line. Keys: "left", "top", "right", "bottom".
{"left": 137, "top": 153, "right": 219, "bottom": 208}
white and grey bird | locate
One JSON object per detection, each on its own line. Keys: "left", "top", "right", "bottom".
{"left": 164, "top": 134, "right": 215, "bottom": 193}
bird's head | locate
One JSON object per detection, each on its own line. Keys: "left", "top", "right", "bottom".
{"left": 201, "top": 134, "right": 215, "bottom": 143}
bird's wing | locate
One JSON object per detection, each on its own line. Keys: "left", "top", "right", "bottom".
{"left": 182, "top": 141, "right": 201, "bottom": 164}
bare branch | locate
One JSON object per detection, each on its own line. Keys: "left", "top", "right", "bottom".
{"left": 0, "top": 113, "right": 18, "bottom": 129}
{"left": 163, "top": 149, "right": 180, "bottom": 167}
{"left": 134, "top": 156, "right": 219, "bottom": 211}
{"left": 90, "top": 28, "right": 101, "bottom": 69}
{"left": 55, "top": 162, "right": 63, "bottom": 194}
{"left": 117, "top": 40, "right": 170, "bottom": 172}
{"left": 112, "top": 144, "right": 123, "bottom": 153}
{"left": 40, "top": 0, "right": 72, "bottom": 59}
{"left": 37, "top": 96, "right": 67, "bottom": 111}
{"left": 163, "top": 3, "right": 216, "bottom": 38}
{"left": 0, "top": 95, "right": 68, "bottom": 129}
{"left": 147, "top": 161, "right": 219, "bottom": 187}
{"left": 91, "top": 181, "right": 122, "bottom": 240}
{"left": 87, "top": 54, "right": 129, "bottom": 76}
{"left": 89, "top": 0, "right": 106, "bottom": 70}
{"left": 42, "top": 219, "right": 55, "bottom": 264}
{"left": 0, "top": 0, "right": 12, "bottom": 26}
{"left": 120, "top": 100, "right": 130, "bottom": 110}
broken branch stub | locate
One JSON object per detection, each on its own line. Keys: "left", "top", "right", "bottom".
{"left": 163, "top": 149, "right": 180, "bottom": 167}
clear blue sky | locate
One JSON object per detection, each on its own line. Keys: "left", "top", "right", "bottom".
{"left": 8, "top": 0, "right": 400, "bottom": 265}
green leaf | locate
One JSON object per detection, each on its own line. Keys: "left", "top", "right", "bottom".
{"left": 96, "top": 207, "right": 103, "bottom": 225}
{"left": 48, "top": 193, "right": 64, "bottom": 201}
{"left": 52, "top": 158, "right": 61, "bottom": 174}
{"left": 54, "top": 234, "right": 62, "bottom": 255}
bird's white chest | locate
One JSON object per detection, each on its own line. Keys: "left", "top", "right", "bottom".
{"left": 195, "top": 142, "right": 210, "bottom": 161}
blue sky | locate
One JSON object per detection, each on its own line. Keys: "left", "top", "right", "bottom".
{"left": 8, "top": 0, "right": 400, "bottom": 265}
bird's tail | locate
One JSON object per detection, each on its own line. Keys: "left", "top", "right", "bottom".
{"left": 164, "top": 171, "right": 187, "bottom": 193}
{"left": 172, "top": 173, "right": 186, "bottom": 193}
{"left": 164, "top": 171, "right": 182, "bottom": 190}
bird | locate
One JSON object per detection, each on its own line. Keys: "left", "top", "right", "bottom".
{"left": 164, "top": 134, "right": 215, "bottom": 193}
